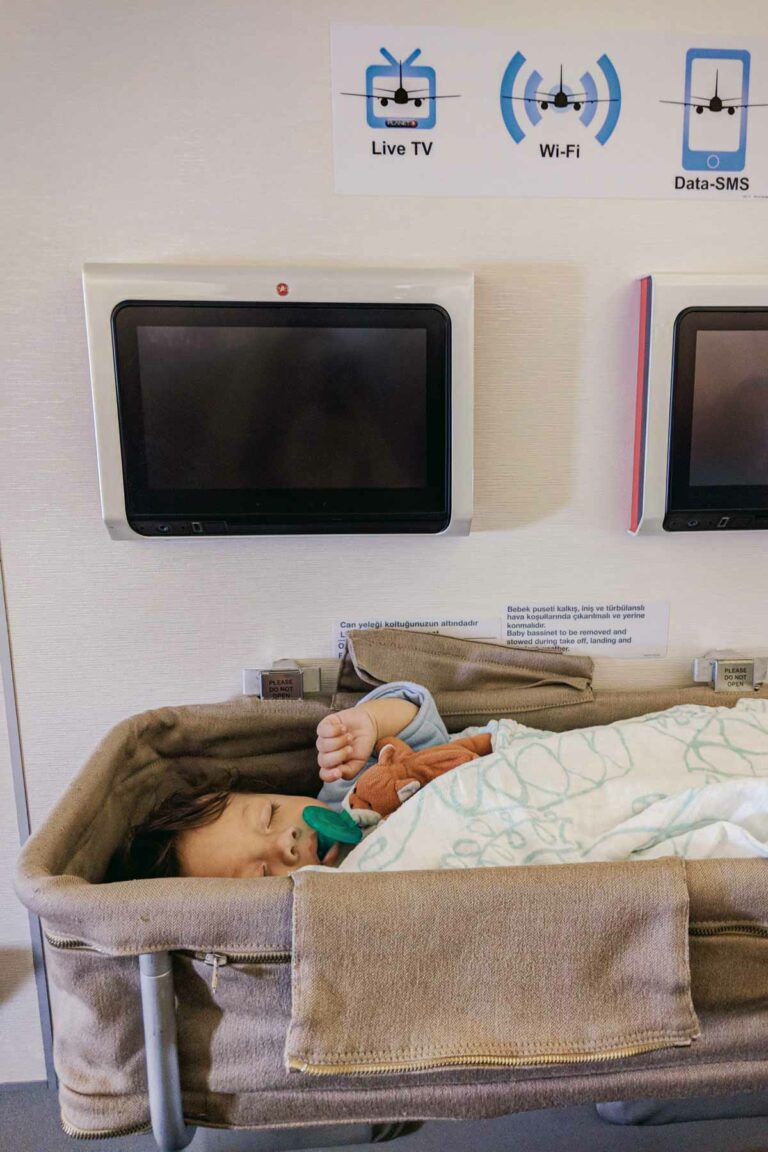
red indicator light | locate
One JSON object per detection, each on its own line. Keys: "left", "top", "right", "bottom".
{"left": 276, "top": 282, "right": 289, "bottom": 296}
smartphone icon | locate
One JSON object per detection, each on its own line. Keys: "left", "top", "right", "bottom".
{"left": 682, "top": 49, "right": 750, "bottom": 171}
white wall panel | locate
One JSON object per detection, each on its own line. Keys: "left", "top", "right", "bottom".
{"left": 0, "top": 568, "right": 46, "bottom": 1081}
{"left": 1, "top": 0, "right": 767, "bottom": 852}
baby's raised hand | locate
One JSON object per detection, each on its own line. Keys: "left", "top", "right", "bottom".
{"left": 316, "top": 707, "right": 377, "bottom": 783}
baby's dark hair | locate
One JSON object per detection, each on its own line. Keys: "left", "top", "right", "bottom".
{"left": 106, "top": 766, "right": 271, "bottom": 881}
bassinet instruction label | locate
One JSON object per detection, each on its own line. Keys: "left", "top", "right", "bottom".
{"left": 334, "top": 606, "right": 668, "bottom": 658}
{"left": 504, "top": 601, "right": 669, "bottom": 656}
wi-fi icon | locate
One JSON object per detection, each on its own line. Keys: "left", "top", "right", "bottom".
{"left": 500, "top": 53, "right": 622, "bottom": 144}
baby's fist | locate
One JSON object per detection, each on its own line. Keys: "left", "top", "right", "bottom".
{"left": 316, "top": 707, "right": 377, "bottom": 782}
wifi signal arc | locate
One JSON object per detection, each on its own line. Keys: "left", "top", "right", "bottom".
{"left": 499, "top": 52, "right": 622, "bottom": 145}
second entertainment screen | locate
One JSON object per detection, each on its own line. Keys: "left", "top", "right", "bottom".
{"left": 690, "top": 329, "right": 768, "bottom": 487}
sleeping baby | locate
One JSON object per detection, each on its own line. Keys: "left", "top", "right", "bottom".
{"left": 114, "top": 681, "right": 768, "bottom": 879}
{"left": 112, "top": 684, "right": 447, "bottom": 880}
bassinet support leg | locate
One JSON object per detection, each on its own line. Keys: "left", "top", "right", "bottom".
{"left": 139, "top": 952, "right": 197, "bottom": 1151}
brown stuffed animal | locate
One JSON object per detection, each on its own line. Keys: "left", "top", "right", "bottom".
{"left": 347, "top": 733, "right": 493, "bottom": 818}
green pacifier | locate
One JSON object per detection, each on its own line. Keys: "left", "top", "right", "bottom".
{"left": 303, "top": 806, "right": 363, "bottom": 859}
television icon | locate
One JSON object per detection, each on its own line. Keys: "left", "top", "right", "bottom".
{"left": 364, "top": 48, "right": 438, "bottom": 130}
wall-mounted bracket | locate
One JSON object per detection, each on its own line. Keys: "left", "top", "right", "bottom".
{"left": 692, "top": 652, "right": 768, "bottom": 692}
{"left": 242, "top": 660, "right": 323, "bottom": 699}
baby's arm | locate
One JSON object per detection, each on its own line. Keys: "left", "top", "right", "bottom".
{"left": 317, "top": 697, "right": 418, "bottom": 783}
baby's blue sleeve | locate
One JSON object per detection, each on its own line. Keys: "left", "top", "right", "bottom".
{"left": 317, "top": 681, "right": 448, "bottom": 810}
{"left": 364, "top": 681, "right": 450, "bottom": 751}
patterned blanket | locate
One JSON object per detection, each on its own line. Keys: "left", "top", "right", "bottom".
{"left": 338, "top": 699, "right": 768, "bottom": 872}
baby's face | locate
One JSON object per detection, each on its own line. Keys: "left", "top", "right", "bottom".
{"left": 176, "top": 793, "right": 339, "bottom": 878}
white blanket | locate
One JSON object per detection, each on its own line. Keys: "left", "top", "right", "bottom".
{"left": 338, "top": 699, "right": 768, "bottom": 872}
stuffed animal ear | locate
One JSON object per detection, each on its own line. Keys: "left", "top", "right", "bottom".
{"left": 396, "top": 779, "right": 421, "bottom": 803}
{"left": 374, "top": 736, "right": 412, "bottom": 763}
{"left": 377, "top": 743, "right": 398, "bottom": 767}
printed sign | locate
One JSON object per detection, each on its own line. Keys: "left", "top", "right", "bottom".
{"left": 334, "top": 605, "right": 669, "bottom": 659}
{"left": 332, "top": 26, "right": 768, "bottom": 200}
{"left": 504, "top": 601, "right": 669, "bottom": 657}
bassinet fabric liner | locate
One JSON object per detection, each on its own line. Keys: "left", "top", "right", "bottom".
{"left": 15, "top": 631, "right": 768, "bottom": 1136}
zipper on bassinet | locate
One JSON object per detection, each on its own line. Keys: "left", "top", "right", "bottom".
{"left": 689, "top": 923, "right": 768, "bottom": 937}
{"left": 43, "top": 931, "right": 291, "bottom": 965}
{"left": 60, "top": 1115, "right": 152, "bottom": 1140}
{"left": 287, "top": 1037, "right": 694, "bottom": 1076}
{"left": 191, "top": 950, "right": 291, "bottom": 994}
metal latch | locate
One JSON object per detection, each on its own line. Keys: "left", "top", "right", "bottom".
{"left": 692, "top": 652, "right": 768, "bottom": 692}
{"left": 242, "top": 660, "right": 322, "bottom": 700}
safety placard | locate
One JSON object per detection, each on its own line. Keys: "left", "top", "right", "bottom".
{"left": 332, "top": 26, "right": 768, "bottom": 199}
{"left": 334, "top": 603, "right": 669, "bottom": 659}
{"left": 504, "top": 601, "right": 669, "bottom": 656}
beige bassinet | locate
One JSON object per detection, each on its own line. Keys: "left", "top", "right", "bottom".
{"left": 15, "top": 631, "right": 768, "bottom": 1146}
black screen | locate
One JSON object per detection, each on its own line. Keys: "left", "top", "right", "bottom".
{"left": 137, "top": 325, "right": 427, "bottom": 490}
{"left": 666, "top": 308, "right": 768, "bottom": 531}
{"left": 111, "top": 301, "right": 451, "bottom": 535}
{"left": 690, "top": 330, "right": 768, "bottom": 487}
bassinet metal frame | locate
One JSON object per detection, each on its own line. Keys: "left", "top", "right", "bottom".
{"left": 139, "top": 952, "right": 196, "bottom": 1150}
{"left": 137, "top": 951, "right": 417, "bottom": 1151}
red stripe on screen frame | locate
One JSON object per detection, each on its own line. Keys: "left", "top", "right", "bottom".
{"left": 630, "top": 277, "right": 652, "bottom": 533}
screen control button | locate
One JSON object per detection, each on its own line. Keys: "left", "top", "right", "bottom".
{"left": 665, "top": 514, "right": 711, "bottom": 531}
{"left": 665, "top": 512, "right": 760, "bottom": 531}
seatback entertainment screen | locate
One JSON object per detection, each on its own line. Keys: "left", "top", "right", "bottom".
{"left": 112, "top": 302, "right": 451, "bottom": 535}
{"left": 666, "top": 308, "right": 768, "bottom": 531}
{"left": 689, "top": 329, "right": 768, "bottom": 488}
